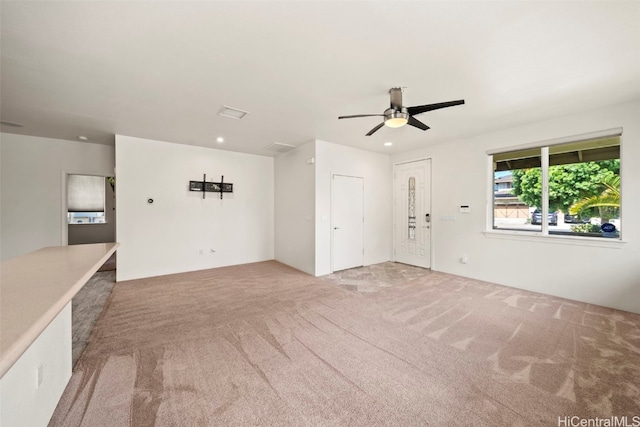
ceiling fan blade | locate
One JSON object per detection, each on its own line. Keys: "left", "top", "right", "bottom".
{"left": 366, "top": 122, "right": 385, "bottom": 136}
{"left": 338, "top": 114, "right": 384, "bottom": 119}
{"left": 408, "top": 116, "right": 430, "bottom": 131}
{"left": 407, "top": 100, "right": 465, "bottom": 116}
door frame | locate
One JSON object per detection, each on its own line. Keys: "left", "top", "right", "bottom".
{"left": 60, "top": 170, "right": 114, "bottom": 246}
{"left": 392, "top": 158, "right": 433, "bottom": 268}
{"left": 330, "top": 173, "right": 364, "bottom": 273}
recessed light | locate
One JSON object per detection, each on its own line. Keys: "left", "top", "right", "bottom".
{"left": 78, "top": 136, "right": 89, "bottom": 141}
{"left": 216, "top": 137, "right": 224, "bottom": 143}
{"left": 218, "top": 106, "right": 249, "bottom": 120}
{"left": 0, "top": 120, "right": 23, "bottom": 128}
{"left": 384, "top": 142, "right": 393, "bottom": 146}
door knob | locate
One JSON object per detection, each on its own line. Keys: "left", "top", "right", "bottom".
{"left": 334, "top": 227, "right": 340, "bottom": 230}
{"left": 425, "top": 213, "right": 431, "bottom": 223}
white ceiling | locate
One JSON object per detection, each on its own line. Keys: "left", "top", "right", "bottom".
{"left": 1, "top": 1, "right": 639, "bottom": 156}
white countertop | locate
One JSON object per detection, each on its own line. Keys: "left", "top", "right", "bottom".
{"left": 0, "top": 243, "right": 119, "bottom": 378}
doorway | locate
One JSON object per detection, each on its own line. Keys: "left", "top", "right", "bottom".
{"left": 65, "top": 174, "right": 115, "bottom": 245}
{"left": 331, "top": 174, "right": 364, "bottom": 272}
{"left": 394, "top": 159, "right": 431, "bottom": 268}
{"left": 62, "top": 173, "right": 116, "bottom": 270}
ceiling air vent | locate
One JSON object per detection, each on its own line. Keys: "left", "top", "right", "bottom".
{"left": 218, "top": 106, "right": 249, "bottom": 120}
{"left": 264, "top": 142, "right": 297, "bottom": 153}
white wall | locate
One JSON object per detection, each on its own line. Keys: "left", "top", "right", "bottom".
{"left": 274, "top": 141, "right": 316, "bottom": 275}
{"left": 391, "top": 100, "right": 640, "bottom": 314}
{"left": 115, "top": 135, "right": 274, "bottom": 281}
{"left": 0, "top": 133, "right": 115, "bottom": 261}
{"left": 0, "top": 303, "right": 72, "bottom": 427}
{"left": 315, "top": 140, "right": 392, "bottom": 276}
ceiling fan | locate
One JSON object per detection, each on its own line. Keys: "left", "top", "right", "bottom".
{"left": 338, "top": 87, "right": 464, "bottom": 136}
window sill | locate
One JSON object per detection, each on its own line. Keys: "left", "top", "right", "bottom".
{"left": 483, "top": 230, "right": 626, "bottom": 248}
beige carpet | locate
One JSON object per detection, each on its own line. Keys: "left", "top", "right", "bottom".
{"left": 50, "top": 261, "right": 640, "bottom": 426}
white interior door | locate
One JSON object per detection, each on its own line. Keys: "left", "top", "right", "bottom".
{"left": 332, "top": 174, "right": 364, "bottom": 272}
{"left": 394, "top": 159, "right": 431, "bottom": 268}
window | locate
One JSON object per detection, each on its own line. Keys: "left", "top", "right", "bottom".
{"left": 493, "top": 147, "right": 542, "bottom": 232}
{"left": 408, "top": 176, "right": 416, "bottom": 239}
{"left": 67, "top": 175, "right": 106, "bottom": 224}
{"left": 491, "top": 132, "right": 621, "bottom": 239}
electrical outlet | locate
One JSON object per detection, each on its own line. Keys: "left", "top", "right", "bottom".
{"left": 461, "top": 254, "right": 468, "bottom": 264}
{"left": 36, "top": 363, "right": 43, "bottom": 389}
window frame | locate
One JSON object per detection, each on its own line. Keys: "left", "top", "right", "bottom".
{"left": 485, "top": 128, "right": 625, "bottom": 247}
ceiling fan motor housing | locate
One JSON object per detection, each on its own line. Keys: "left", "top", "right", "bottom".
{"left": 384, "top": 108, "right": 409, "bottom": 128}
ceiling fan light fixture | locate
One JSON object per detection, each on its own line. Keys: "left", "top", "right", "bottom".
{"left": 385, "top": 117, "right": 408, "bottom": 128}
{"left": 384, "top": 110, "right": 409, "bottom": 128}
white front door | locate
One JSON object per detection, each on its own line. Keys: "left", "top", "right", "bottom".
{"left": 394, "top": 159, "right": 431, "bottom": 268}
{"left": 332, "top": 174, "right": 364, "bottom": 272}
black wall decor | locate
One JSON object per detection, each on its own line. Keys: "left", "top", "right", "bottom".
{"left": 189, "top": 174, "right": 233, "bottom": 199}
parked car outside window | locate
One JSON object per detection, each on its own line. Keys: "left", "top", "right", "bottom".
{"left": 564, "top": 214, "right": 589, "bottom": 224}
{"left": 531, "top": 209, "right": 557, "bottom": 226}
